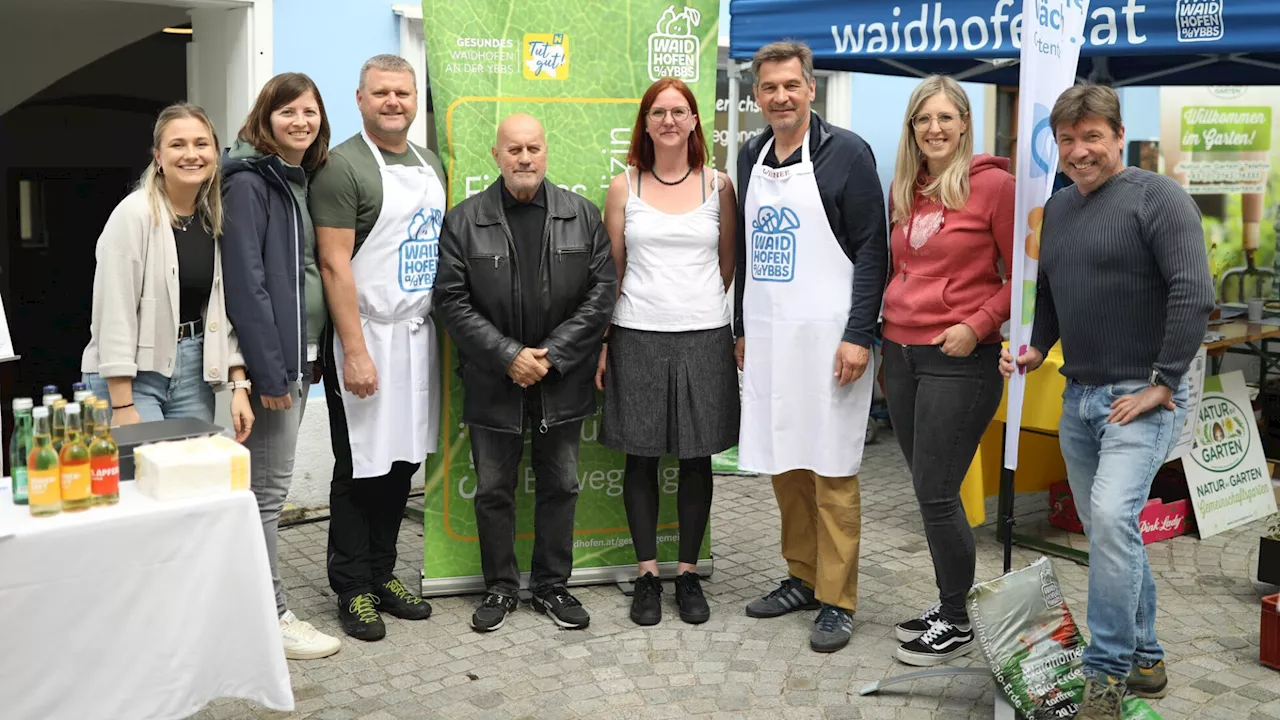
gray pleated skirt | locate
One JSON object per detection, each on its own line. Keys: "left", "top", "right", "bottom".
{"left": 600, "top": 324, "right": 740, "bottom": 459}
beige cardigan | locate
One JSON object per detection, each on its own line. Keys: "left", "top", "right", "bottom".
{"left": 81, "top": 190, "right": 244, "bottom": 389}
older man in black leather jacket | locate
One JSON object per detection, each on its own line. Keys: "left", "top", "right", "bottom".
{"left": 435, "top": 113, "right": 616, "bottom": 634}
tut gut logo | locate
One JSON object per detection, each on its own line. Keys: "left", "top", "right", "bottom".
{"left": 648, "top": 6, "right": 702, "bottom": 82}
{"left": 523, "top": 33, "right": 569, "bottom": 79}
{"left": 1177, "top": 0, "right": 1225, "bottom": 43}
{"left": 400, "top": 208, "right": 441, "bottom": 293}
{"left": 1029, "top": 103, "right": 1056, "bottom": 179}
{"left": 750, "top": 206, "right": 799, "bottom": 282}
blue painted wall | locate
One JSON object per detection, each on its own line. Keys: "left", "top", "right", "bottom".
{"left": 1119, "top": 87, "right": 1161, "bottom": 163}
{"left": 274, "top": 0, "right": 401, "bottom": 143}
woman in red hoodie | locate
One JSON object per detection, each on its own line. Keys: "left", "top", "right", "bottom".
{"left": 881, "top": 75, "right": 1015, "bottom": 667}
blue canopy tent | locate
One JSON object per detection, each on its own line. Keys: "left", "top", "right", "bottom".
{"left": 730, "top": 0, "right": 1280, "bottom": 87}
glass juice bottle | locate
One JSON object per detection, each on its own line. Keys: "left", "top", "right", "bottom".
{"left": 74, "top": 390, "right": 97, "bottom": 437}
{"left": 89, "top": 400, "right": 120, "bottom": 506}
{"left": 59, "top": 403, "right": 92, "bottom": 513}
{"left": 28, "top": 406, "right": 60, "bottom": 517}
{"left": 51, "top": 398, "right": 68, "bottom": 452}
{"left": 10, "top": 398, "right": 33, "bottom": 504}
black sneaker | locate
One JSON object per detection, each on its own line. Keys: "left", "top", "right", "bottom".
{"left": 532, "top": 585, "right": 590, "bottom": 629}
{"left": 895, "top": 618, "right": 974, "bottom": 666}
{"left": 630, "top": 573, "right": 662, "bottom": 626}
{"left": 895, "top": 602, "right": 943, "bottom": 642}
{"left": 745, "top": 576, "right": 820, "bottom": 618}
{"left": 375, "top": 577, "right": 433, "bottom": 620}
{"left": 471, "top": 592, "right": 518, "bottom": 632}
{"left": 675, "top": 571, "right": 710, "bottom": 624}
{"left": 339, "top": 592, "right": 385, "bottom": 641}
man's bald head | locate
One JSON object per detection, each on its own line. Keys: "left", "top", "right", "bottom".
{"left": 496, "top": 113, "right": 545, "bottom": 146}
{"left": 492, "top": 113, "right": 548, "bottom": 202}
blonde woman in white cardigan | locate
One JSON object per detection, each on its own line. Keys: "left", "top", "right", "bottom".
{"left": 81, "top": 103, "right": 254, "bottom": 441}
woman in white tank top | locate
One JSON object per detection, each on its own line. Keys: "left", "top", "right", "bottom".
{"left": 596, "top": 78, "right": 740, "bottom": 628}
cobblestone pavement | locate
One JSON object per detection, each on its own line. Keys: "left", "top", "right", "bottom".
{"left": 195, "top": 434, "right": 1280, "bottom": 720}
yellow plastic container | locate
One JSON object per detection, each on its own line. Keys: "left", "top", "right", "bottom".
{"left": 960, "top": 342, "right": 1069, "bottom": 526}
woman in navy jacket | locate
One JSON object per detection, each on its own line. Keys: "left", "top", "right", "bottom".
{"left": 221, "top": 72, "right": 339, "bottom": 660}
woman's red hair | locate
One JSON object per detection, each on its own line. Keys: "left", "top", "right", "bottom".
{"left": 626, "top": 78, "right": 708, "bottom": 172}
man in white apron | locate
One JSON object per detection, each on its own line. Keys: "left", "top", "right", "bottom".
{"left": 434, "top": 114, "right": 616, "bottom": 634}
{"left": 311, "top": 55, "right": 441, "bottom": 642}
{"left": 732, "top": 42, "right": 888, "bottom": 653}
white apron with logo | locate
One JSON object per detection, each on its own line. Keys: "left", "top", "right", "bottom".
{"left": 332, "top": 132, "right": 443, "bottom": 478}
{"left": 739, "top": 131, "right": 873, "bottom": 477}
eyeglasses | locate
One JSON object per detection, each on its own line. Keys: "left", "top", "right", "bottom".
{"left": 911, "top": 112, "right": 963, "bottom": 130}
{"left": 647, "top": 107, "right": 692, "bottom": 123}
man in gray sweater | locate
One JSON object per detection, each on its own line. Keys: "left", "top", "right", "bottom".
{"left": 1001, "top": 84, "right": 1214, "bottom": 720}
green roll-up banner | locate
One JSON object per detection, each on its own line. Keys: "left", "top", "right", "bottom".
{"left": 420, "top": 1, "right": 721, "bottom": 594}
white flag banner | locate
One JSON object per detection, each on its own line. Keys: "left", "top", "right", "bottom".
{"left": 1003, "top": 0, "right": 1090, "bottom": 470}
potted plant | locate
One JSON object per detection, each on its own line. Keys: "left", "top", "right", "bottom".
{"left": 1260, "top": 519, "right": 1280, "bottom": 587}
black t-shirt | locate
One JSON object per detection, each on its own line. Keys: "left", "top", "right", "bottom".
{"left": 500, "top": 180, "right": 547, "bottom": 346}
{"left": 174, "top": 216, "right": 214, "bottom": 324}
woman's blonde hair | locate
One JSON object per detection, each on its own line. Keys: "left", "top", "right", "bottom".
{"left": 890, "top": 75, "right": 974, "bottom": 226}
{"left": 138, "top": 103, "right": 224, "bottom": 237}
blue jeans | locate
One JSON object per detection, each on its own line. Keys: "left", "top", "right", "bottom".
{"left": 84, "top": 336, "right": 214, "bottom": 424}
{"left": 1057, "top": 377, "right": 1188, "bottom": 680}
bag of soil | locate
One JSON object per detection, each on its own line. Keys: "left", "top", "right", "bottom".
{"left": 967, "top": 556, "right": 1162, "bottom": 720}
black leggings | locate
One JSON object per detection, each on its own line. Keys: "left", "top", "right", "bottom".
{"left": 623, "top": 455, "right": 713, "bottom": 565}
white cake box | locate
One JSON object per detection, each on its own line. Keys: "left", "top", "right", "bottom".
{"left": 133, "top": 436, "right": 250, "bottom": 501}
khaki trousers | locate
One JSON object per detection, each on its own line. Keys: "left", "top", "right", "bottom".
{"left": 771, "top": 470, "right": 862, "bottom": 612}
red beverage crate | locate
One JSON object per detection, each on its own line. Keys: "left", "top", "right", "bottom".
{"left": 1047, "top": 480, "right": 1189, "bottom": 544}
{"left": 1262, "top": 593, "right": 1280, "bottom": 671}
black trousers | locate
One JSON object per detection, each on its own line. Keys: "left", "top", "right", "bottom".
{"left": 323, "top": 332, "right": 418, "bottom": 602}
{"left": 882, "top": 341, "right": 1003, "bottom": 624}
{"left": 623, "top": 455, "right": 712, "bottom": 565}
{"left": 470, "top": 391, "right": 584, "bottom": 595}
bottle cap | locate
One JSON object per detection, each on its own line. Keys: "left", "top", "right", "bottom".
{"left": 74, "top": 391, "right": 93, "bottom": 401}
{"left": 72, "top": 382, "right": 87, "bottom": 392}
{"left": 42, "top": 385, "right": 58, "bottom": 394}
{"left": 12, "top": 398, "right": 33, "bottom": 411}
{"left": 33, "top": 407, "right": 48, "bottom": 419}
{"left": 66, "top": 402, "right": 80, "bottom": 416}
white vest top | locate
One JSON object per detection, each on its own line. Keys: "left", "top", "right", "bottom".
{"left": 612, "top": 168, "right": 730, "bottom": 332}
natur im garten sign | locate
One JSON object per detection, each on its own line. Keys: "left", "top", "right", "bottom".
{"left": 1183, "top": 371, "right": 1277, "bottom": 539}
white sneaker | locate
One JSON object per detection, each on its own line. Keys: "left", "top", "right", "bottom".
{"left": 280, "top": 610, "right": 341, "bottom": 660}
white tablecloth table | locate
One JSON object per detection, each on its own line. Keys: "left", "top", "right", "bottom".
{"left": 0, "top": 484, "right": 294, "bottom": 720}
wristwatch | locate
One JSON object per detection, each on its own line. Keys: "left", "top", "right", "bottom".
{"left": 229, "top": 379, "right": 253, "bottom": 391}
{"left": 1149, "top": 368, "right": 1174, "bottom": 390}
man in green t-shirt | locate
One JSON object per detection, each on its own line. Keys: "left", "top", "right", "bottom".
{"left": 310, "top": 54, "right": 444, "bottom": 643}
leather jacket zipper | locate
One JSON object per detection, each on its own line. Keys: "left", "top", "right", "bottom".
{"left": 555, "top": 246, "right": 587, "bottom": 262}
{"left": 538, "top": 214, "right": 552, "bottom": 434}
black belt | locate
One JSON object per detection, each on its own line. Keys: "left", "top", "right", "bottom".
{"left": 178, "top": 318, "right": 203, "bottom": 339}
